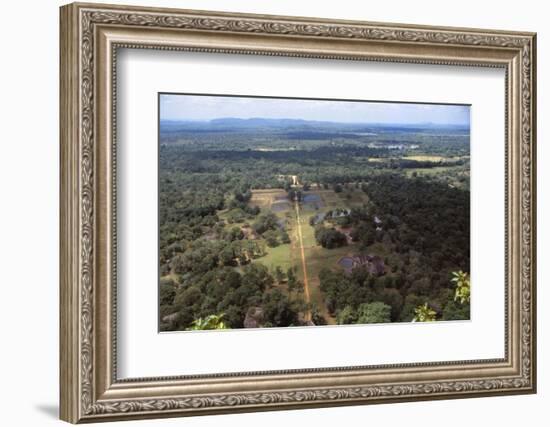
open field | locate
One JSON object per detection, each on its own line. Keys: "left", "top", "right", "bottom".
{"left": 403, "top": 155, "right": 447, "bottom": 162}
{"left": 256, "top": 243, "right": 293, "bottom": 272}
{"left": 250, "top": 189, "right": 289, "bottom": 211}
{"left": 403, "top": 154, "right": 469, "bottom": 162}
{"left": 403, "top": 165, "right": 466, "bottom": 177}
{"left": 314, "top": 189, "right": 369, "bottom": 209}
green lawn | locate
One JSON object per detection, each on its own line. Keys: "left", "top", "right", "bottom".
{"left": 299, "top": 216, "right": 317, "bottom": 248}
{"left": 254, "top": 243, "right": 294, "bottom": 273}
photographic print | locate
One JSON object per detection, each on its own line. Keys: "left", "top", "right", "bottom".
{"left": 158, "top": 94, "right": 471, "bottom": 331}
{"left": 60, "top": 5, "right": 536, "bottom": 420}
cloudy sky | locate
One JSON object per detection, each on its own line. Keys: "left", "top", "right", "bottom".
{"left": 160, "top": 93, "right": 470, "bottom": 126}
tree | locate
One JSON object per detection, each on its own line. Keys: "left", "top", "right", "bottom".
{"left": 355, "top": 302, "right": 391, "bottom": 324}
{"left": 351, "top": 223, "right": 375, "bottom": 247}
{"left": 310, "top": 303, "right": 327, "bottom": 325}
{"left": 160, "top": 276, "right": 176, "bottom": 287}
{"left": 280, "top": 231, "right": 291, "bottom": 244}
{"left": 274, "top": 266, "right": 286, "bottom": 284}
{"left": 226, "top": 208, "right": 246, "bottom": 224}
{"left": 442, "top": 299, "right": 470, "bottom": 321}
{"left": 219, "top": 245, "right": 235, "bottom": 266}
{"left": 262, "top": 290, "right": 299, "bottom": 327}
{"left": 174, "top": 286, "right": 203, "bottom": 310}
{"left": 263, "top": 230, "right": 280, "bottom": 247}
{"left": 451, "top": 270, "right": 470, "bottom": 304}
{"left": 286, "top": 267, "right": 301, "bottom": 293}
{"left": 314, "top": 226, "right": 347, "bottom": 249}
{"left": 287, "top": 266, "right": 297, "bottom": 284}
{"left": 159, "top": 283, "right": 176, "bottom": 306}
{"left": 241, "top": 263, "right": 274, "bottom": 292}
{"left": 226, "top": 226, "right": 244, "bottom": 241}
{"left": 293, "top": 280, "right": 304, "bottom": 294}
{"left": 399, "top": 293, "right": 424, "bottom": 322}
{"left": 413, "top": 303, "right": 437, "bottom": 322}
{"left": 252, "top": 212, "right": 279, "bottom": 235}
{"left": 379, "top": 288, "right": 403, "bottom": 321}
{"left": 173, "top": 286, "right": 204, "bottom": 327}
{"left": 188, "top": 314, "right": 229, "bottom": 330}
{"left": 336, "top": 306, "right": 356, "bottom": 325}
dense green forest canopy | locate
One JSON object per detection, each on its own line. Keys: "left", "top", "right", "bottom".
{"left": 159, "top": 119, "right": 470, "bottom": 331}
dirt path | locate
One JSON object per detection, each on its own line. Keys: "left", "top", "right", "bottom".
{"left": 293, "top": 196, "right": 312, "bottom": 322}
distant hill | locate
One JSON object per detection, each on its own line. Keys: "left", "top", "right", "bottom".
{"left": 160, "top": 117, "right": 469, "bottom": 134}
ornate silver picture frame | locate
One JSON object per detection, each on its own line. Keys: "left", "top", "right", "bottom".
{"left": 60, "top": 2, "right": 536, "bottom": 423}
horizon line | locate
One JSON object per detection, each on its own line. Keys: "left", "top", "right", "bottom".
{"left": 159, "top": 117, "right": 470, "bottom": 127}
